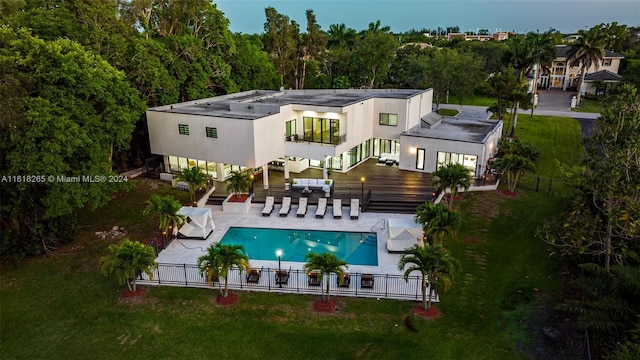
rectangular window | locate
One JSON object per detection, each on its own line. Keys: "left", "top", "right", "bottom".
{"left": 206, "top": 127, "right": 218, "bottom": 138}
{"left": 602, "top": 58, "right": 612, "bottom": 66}
{"left": 178, "top": 124, "right": 189, "bottom": 135}
{"left": 416, "top": 149, "right": 425, "bottom": 170}
{"left": 379, "top": 113, "right": 398, "bottom": 126}
{"left": 302, "top": 116, "right": 340, "bottom": 144}
{"left": 285, "top": 119, "right": 296, "bottom": 137}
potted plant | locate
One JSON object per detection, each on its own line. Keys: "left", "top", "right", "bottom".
{"left": 222, "top": 171, "right": 252, "bottom": 213}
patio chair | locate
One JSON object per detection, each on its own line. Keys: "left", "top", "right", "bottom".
{"left": 262, "top": 196, "right": 274, "bottom": 216}
{"left": 246, "top": 267, "right": 262, "bottom": 284}
{"left": 315, "top": 198, "right": 327, "bottom": 218}
{"left": 275, "top": 268, "right": 290, "bottom": 285}
{"left": 332, "top": 198, "right": 342, "bottom": 219}
{"left": 279, "top": 196, "right": 292, "bottom": 217}
{"left": 308, "top": 270, "right": 321, "bottom": 286}
{"left": 337, "top": 273, "right": 350, "bottom": 288}
{"left": 296, "top": 197, "right": 308, "bottom": 217}
{"left": 350, "top": 198, "right": 360, "bottom": 220}
{"left": 361, "top": 274, "right": 374, "bottom": 289}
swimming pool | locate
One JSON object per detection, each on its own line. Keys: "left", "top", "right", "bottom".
{"left": 219, "top": 227, "right": 378, "bottom": 266}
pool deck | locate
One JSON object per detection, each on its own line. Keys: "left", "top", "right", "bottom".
{"left": 156, "top": 203, "right": 418, "bottom": 276}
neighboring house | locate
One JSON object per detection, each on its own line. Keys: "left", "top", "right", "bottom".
{"left": 146, "top": 89, "right": 502, "bottom": 186}
{"left": 539, "top": 45, "right": 624, "bottom": 94}
{"left": 447, "top": 32, "right": 509, "bottom": 42}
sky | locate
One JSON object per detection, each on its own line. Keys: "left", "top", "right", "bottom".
{"left": 215, "top": 0, "right": 640, "bottom": 35}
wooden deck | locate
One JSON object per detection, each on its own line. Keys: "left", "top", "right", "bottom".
{"left": 209, "top": 158, "right": 437, "bottom": 206}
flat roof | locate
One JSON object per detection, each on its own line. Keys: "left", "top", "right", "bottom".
{"left": 148, "top": 89, "right": 428, "bottom": 119}
{"left": 404, "top": 117, "right": 502, "bottom": 143}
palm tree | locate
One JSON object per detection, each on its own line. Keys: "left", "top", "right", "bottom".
{"left": 398, "top": 244, "right": 462, "bottom": 310}
{"left": 506, "top": 36, "right": 535, "bottom": 137}
{"left": 100, "top": 238, "right": 157, "bottom": 292}
{"left": 304, "top": 252, "right": 348, "bottom": 303}
{"left": 415, "top": 202, "right": 463, "bottom": 245}
{"left": 431, "top": 163, "right": 472, "bottom": 209}
{"left": 225, "top": 171, "right": 250, "bottom": 201}
{"left": 197, "top": 243, "right": 249, "bottom": 298}
{"left": 176, "top": 166, "right": 210, "bottom": 204}
{"left": 143, "top": 194, "right": 186, "bottom": 239}
{"left": 494, "top": 154, "right": 536, "bottom": 193}
{"left": 526, "top": 30, "right": 556, "bottom": 117}
{"left": 568, "top": 29, "right": 605, "bottom": 104}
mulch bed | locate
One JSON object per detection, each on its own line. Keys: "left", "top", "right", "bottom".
{"left": 412, "top": 305, "right": 442, "bottom": 319}
{"left": 227, "top": 194, "right": 249, "bottom": 203}
{"left": 121, "top": 286, "right": 146, "bottom": 298}
{"left": 313, "top": 299, "right": 339, "bottom": 313}
{"left": 216, "top": 293, "right": 240, "bottom": 306}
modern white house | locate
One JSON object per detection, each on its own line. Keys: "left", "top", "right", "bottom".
{"left": 146, "top": 89, "right": 502, "bottom": 187}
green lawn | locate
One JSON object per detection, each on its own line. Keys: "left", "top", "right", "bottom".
{"left": 0, "top": 118, "right": 584, "bottom": 359}
{"left": 572, "top": 98, "right": 603, "bottom": 113}
{"left": 445, "top": 94, "right": 494, "bottom": 107}
{"left": 437, "top": 108, "right": 459, "bottom": 117}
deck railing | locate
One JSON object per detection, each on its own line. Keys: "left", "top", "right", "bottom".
{"left": 137, "top": 263, "right": 437, "bottom": 302}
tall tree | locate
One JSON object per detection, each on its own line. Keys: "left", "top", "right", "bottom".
{"left": 263, "top": 7, "right": 300, "bottom": 89}
{"left": 431, "top": 163, "right": 472, "bottom": 209}
{"left": 352, "top": 21, "right": 397, "bottom": 88}
{"left": 398, "top": 244, "right": 462, "bottom": 310}
{"left": 303, "top": 252, "right": 348, "bottom": 303}
{"left": 100, "top": 239, "right": 158, "bottom": 292}
{"left": 539, "top": 84, "right": 640, "bottom": 271}
{"left": 0, "top": 28, "right": 143, "bottom": 257}
{"left": 197, "top": 243, "right": 249, "bottom": 298}
{"left": 229, "top": 34, "right": 281, "bottom": 91}
{"left": 298, "top": 9, "right": 326, "bottom": 89}
{"left": 568, "top": 28, "right": 605, "bottom": 104}
{"left": 505, "top": 36, "right": 535, "bottom": 136}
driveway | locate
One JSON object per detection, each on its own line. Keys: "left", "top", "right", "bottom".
{"left": 536, "top": 89, "right": 575, "bottom": 111}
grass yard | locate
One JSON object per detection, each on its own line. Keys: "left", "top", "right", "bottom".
{"left": 437, "top": 108, "right": 459, "bottom": 117}
{"left": 572, "top": 98, "right": 603, "bottom": 113}
{"left": 445, "top": 94, "right": 495, "bottom": 107}
{"left": 0, "top": 117, "right": 584, "bottom": 359}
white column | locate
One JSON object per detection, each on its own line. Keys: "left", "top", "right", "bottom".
{"left": 284, "top": 156, "right": 290, "bottom": 180}
{"left": 562, "top": 63, "right": 569, "bottom": 90}
{"left": 262, "top": 164, "right": 269, "bottom": 189}
{"left": 322, "top": 155, "right": 330, "bottom": 180}
{"left": 216, "top": 163, "right": 225, "bottom": 182}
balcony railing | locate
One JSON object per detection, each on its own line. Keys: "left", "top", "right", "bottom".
{"left": 285, "top": 134, "right": 347, "bottom": 146}
{"left": 137, "top": 263, "right": 437, "bottom": 302}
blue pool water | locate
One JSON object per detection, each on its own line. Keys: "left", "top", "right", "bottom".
{"left": 220, "top": 227, "right": 378, "bottom": 266}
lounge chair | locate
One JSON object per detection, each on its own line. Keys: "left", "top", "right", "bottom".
{"left": 361, "top": 274, "right": 374, "bottom": 289}
{"left": 308, "top": 271, "right": 321, "bottom": 286}
{"left": 279, "top": 196, "right": 292, "bottom": 217}
{"left": 262, "top": 196, "right": 275, "bottom": 216}
{"left": 296, "top": 197, "right": 308, "bottom": 217}
{"left": 315, "top": 198, "right": 327, "bottom": 218}
{"left": 246, "top": 268, "right": 261, "bottom": 284}
{"left": 275, "top": 269, "right": 290, "bottom": 285}
{"left": 332, "top": 198, "right": 342, "bottom": 219}
{"left": 350, "top": 198, "right": 360, "bottom": 220}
